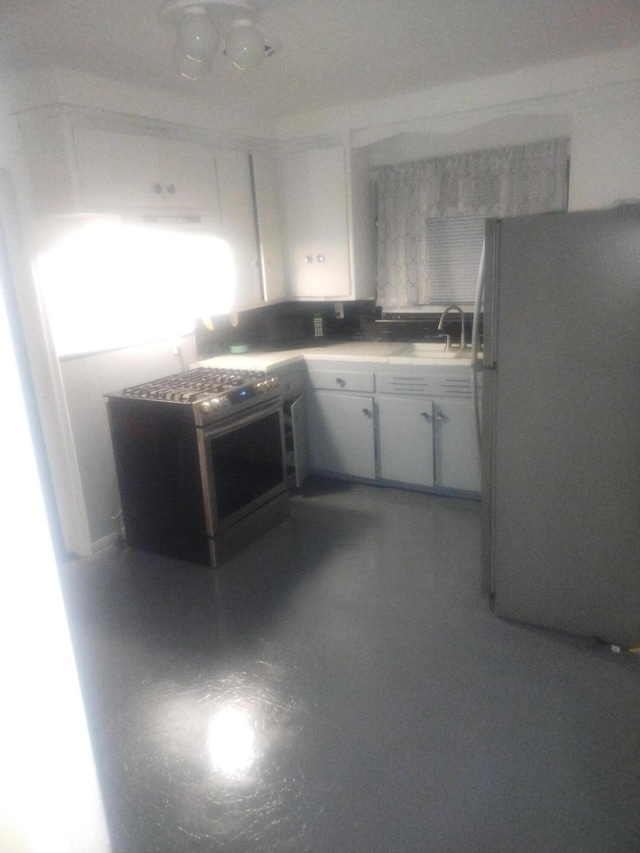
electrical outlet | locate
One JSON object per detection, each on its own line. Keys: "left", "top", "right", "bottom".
{"left": 334, "top": 301, "right": 344, "bottom": 320}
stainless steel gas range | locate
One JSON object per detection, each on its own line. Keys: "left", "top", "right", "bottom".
{"left": 106, "top": 366, "right": 289, "bottom": 567}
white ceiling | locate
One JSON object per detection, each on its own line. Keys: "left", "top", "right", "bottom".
{"left": 1, "top": 0, "right": 639, "bottom": 120}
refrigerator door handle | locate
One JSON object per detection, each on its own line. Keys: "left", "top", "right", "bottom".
{"left": 470, "top": 240, "right": 485, "bottom": 368}
{"left": 471, "top": 240, "right": 486, "bottom": 454}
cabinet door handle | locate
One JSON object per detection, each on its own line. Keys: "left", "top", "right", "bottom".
{"left": 435, "top": 412, "right": 445, "bottom": 421}
{"left": 316, "top": 254, "right": 326, "bottom": 263}
{"left": 336, "top": 378, "right": 346, "bottom": 387}
{"left": 421, "top": 411, "right": 432, "bottom": 422}
{"left": 166, "top": 184, "right": 176, "bottom": 195}
{"left": 362, "top": 408, "right": 372, "bottom": 417}
{"left": 304, "top": 255, "right": 313, "bottom": 264}
{"left": 153, "top": 183, "right": 163, "bottom": 194}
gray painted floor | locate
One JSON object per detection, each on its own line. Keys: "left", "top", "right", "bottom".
{"left": 59, "top": 478, "right": 640, "bottom": 853}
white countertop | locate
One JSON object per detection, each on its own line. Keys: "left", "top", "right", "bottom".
{"left": 198, "top": 341, "right": 473, "bottom": 371}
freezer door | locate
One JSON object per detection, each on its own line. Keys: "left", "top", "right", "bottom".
{"left": 487, "top": 207, "right": 640, "bottom": 646}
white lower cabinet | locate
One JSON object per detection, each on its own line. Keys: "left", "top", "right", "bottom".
{"left": 305, "top": 361, "right": 480, "bottom": 495}
{"left": 377, "top": 397, "right": 434, "bottom": 487}
{"left": 307, "top": 391, "right": 376, "bottom": 480}
{"left": 289, "top": 394, "right": 309, "bottom": 488}
{"left": 433, "top": 398, "right": 481, "bottom": 492}
{"left": 278, "top": 364, "right": 308, "bottom": 488}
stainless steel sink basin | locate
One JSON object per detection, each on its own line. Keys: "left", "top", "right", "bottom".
{"left": 394, "top": 343, "right": 461, "bottom": 359}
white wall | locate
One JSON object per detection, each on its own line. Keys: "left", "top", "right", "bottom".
{"left": 0, "top": 172, "right": 111, "bottom": 853}
{"left": 569, "top": 89, "right": 640, "bottom": 210}
{"left": 275, "top": 47, "right": 640, "bottom": 211}
{"left": 11, "top": 65, "right": 275, "bottom": 142}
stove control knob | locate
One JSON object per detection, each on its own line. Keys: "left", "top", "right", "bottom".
{"left": 201, "top": 401, "right": 212, "bottom": 414}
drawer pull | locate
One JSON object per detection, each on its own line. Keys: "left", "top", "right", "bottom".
{"left": 336, "top": 378, "right": 346, "bottom": 387}
{"left": 362, "top": 408, "right": 372, "bottom": 417}
{"left": 421, "top": 411, "right": 432, "bottom": 422}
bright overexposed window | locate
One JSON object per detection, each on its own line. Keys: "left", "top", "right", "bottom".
{"left": 37, "top": 218, "right": 235, "bottom": 356}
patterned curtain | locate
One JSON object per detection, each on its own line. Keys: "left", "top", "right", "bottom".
{"left": 374, "top": 137, "right": 570, "bottom": 308}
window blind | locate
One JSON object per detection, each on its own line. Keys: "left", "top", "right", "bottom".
{"left": 424, "top": 216, "right": 485, "bottom": 304}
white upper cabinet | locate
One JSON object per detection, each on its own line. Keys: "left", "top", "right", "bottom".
{"left": 71, "top": 126, "right": 218, "bottom": 214}
{"left": 18, "top": 106, "right": 278, "bottom": 314}
{"left": 214, "top": 148, "right": 262, "bottom": 312}
{"left": 279, "top": 143, "right": 376, "bottom": 302}
{"left": 19, "top": 108, "right": 220, "bottom": 216}
{"left": 251, "top": 150, "right": 286, "bottom": 304}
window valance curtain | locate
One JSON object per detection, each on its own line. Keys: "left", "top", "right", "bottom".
{"left": 374, "top": 137, "right": 570, "bottom": 308}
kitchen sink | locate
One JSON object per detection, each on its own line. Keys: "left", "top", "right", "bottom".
{"left": 394, "top": 343, "right": 462, "bottom": 358}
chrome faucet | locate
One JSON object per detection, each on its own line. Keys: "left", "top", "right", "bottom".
{"left": 437, "top": 304, "right": 466, "bottom": 350}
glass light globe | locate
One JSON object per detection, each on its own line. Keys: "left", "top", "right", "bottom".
{"left": 172, "top": 43, "right": 211, "bottom": 81}
{"left": 177, "top": 6, "right": 215, "bottom": 61}
{"left": 224, "top": 19, "right": 265, "bottom": 71}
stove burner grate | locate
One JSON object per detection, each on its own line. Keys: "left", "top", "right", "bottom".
{"left": 121, "top": 367, "right": 268, "bottom": 403}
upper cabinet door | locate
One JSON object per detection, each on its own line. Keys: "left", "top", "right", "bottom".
{"left": 280, "top": 143, "right": 376, "bottom": 302}
{"left": 251, "top": 150, "right": 286, "bottom": 304}
{"left": 214, "top": 148, "right": 263, "bottom": 313}
{"left": 72, "top": 126, "right": 219, "bottom": 214}
{"left": 280, "top": 145, "right": 352, "bottom": 300}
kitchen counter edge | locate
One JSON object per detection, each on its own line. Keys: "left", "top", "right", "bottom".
{"left": 198, "top": 342, "right": 473, "bottom": 372}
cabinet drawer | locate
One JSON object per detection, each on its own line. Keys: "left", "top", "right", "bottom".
{"left": 376, "top": 373, "right": 438, "bottom": 396}
{"left": 307, "top": 369, "right": 374, "bottom": 393}
{"left": 376, "top": 370, "right": 474, "bottom": 398}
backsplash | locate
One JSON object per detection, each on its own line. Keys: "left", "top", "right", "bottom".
{"left": 195, "top": 301, "right": 477, "bottom": 359}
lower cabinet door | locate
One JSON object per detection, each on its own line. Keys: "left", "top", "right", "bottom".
{"left": 308, "top": 391, "right": 375, "bottom": 479}
{"left": 378, "top": 397, "right": 435, "bottom": 487}
{"left": 290, "top": 394, "right": 309, "bottom": 488}
{"left": 433, "top": 398, "right": 481, "bottom": 492}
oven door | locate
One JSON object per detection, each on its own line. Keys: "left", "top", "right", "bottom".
{"left": 198, "top": 398, "right": 287, "bottom": 537}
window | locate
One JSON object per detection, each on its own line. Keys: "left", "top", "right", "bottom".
{"left": 37, "top": 218, "right": 235, "bottom": 356}
{"left": 424, "top": 216, "right": 485, "bottom": 306}
{"left": 374, "top": 138, "right": 570, "bottom": 311}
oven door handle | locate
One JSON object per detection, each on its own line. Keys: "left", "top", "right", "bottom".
{"left": 199, "top": 397, "right": 283, "bottom": 438}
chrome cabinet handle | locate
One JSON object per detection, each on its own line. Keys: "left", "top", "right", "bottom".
{"left": 316, "top": 254, "right": 325, "bottom": 263}
{"left": 304, "top": 255, "right": 313, "bottom": 264}
{"left": 336, "top": 378, "right": 346, "bottom": 387}
{"left": 362, "top": 408, "right": 372, "bottom": 417}
{"left": 421, "top": 411, "right": 432, "bottom": 422}
{"left": 435, "top": 412, "right": 445, "bottom": 421}
{"left": 153, "top": 183, "right": 163, "bottom": 194}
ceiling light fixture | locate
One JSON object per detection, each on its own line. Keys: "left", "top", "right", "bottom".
{"left": 159, "top": 0, "right": 279, "bottom": 81}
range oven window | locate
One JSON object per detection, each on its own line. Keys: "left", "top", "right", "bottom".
{"left": 209, "top": 409, "right": 285, "bottom": 522}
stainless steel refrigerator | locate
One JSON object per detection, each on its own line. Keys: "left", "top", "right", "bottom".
{"left": 480, "top": 205, "right": 640, "bottom": 647}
